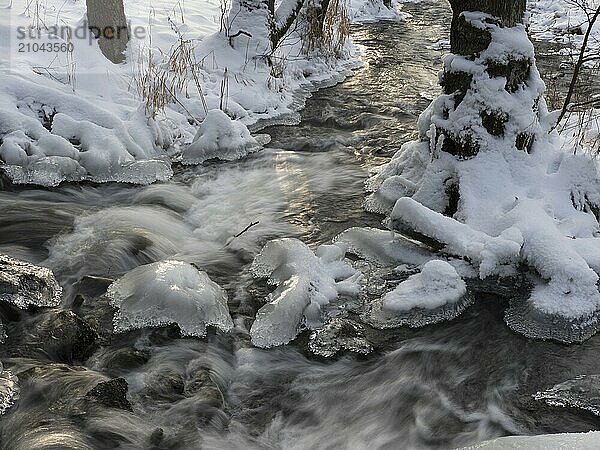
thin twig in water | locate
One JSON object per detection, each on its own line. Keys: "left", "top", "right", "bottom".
{"left": 224, "top": 221, "right": 260, "bottom": 247}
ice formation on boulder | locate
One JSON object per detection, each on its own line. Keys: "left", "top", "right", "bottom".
{"left": 250, "top": 238, "right": 362, "bottom": 348}
{"left": 107, "top": 260, "right": 233, "bottom": 337}
{"left": 364, "top": 13, "right": 600, "bottom": 342}
{"left": 182, "top": 109, "right": 271, "bottom": 165}
{"left": 0, "top": 75, "right": 173, "bottom": 187}
{"left": 534, "top": 375, "right": 600, "bottom": 417}
{"left": 0, "top": 362, "right": 19, "bottom": 415}
{"left": 0, "top": 254, "right": 62, "bottom": 309}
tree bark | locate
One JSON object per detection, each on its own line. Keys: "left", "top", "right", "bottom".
{"left": 449, "top": 0, "right": 525, "bottom": 56}
{"left": 439, "top": 0, "right": 533, "bottom": 158}
{"left": 86, "top": 0, "right": 130, "bottom": 64}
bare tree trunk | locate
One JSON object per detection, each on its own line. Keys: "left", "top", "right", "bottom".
{"left": 86, "top": 0, "right": 130, "bottom": 64}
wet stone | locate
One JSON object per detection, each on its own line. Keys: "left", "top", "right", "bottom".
{"left": 84, "top": 378, "right": 132, "bottom": 411}
{"left": 184, "top": 369, "right": 224, "bottom": 408}
{"left": 0, "top": 253, "right": 62, "bottom": 309}
{"left": 534, "top": 375, "right": 600, "bottom": 417}
{"left": 308, "top": 318, "right": 373, "bottom": 358}
{"left": 99, "top": 347, "right": 151, "bottom": 375}
{"left": 11, "top": 310, "right": 97, "bottom": 362}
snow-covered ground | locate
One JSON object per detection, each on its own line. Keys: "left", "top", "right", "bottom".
{"left": 528, "top": 0, "right": 600, "bottom": 54}
{"left": 0, "top": 0, "right": 361, "bottom": 186}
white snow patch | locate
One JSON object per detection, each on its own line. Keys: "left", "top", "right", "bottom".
{"left": 349, "top": 0, "right": 405, "bottom": 24}
{"left": 383, "top": 260, "right": 466, "bottom": 312}
{"left": 463, "top": 431, "right": 600, "bottom": 450}
{"left": 182, "top": 109, "right": 270, "bottom": 164}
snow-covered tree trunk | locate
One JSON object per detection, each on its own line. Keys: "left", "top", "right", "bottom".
{"left": 365, "top": 0, "right": 600, "bottom": 343}
{"left": 440, "top": 0, "right": 535, "bottom": 158}
{"left": 226, "top": 0, "right": 273, "bottom": 58}
{"left": 86, "top": 0, "right": 130, "bottom": 64}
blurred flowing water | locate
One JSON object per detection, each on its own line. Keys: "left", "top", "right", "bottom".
{"left": 2, "top": 1, "right": 600, "bottom": 448}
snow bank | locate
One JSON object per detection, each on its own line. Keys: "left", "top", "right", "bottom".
{"left": 463, "top": 431, "right": 600, "bottom": 450}
{"left": 0, "top": 75, "right": 173, "bottom": 186}
{"left": 0, "top": 0, "right": 359, "bottom": 186}
{"left": 382, "top": 260, "right": 466, "bottom": 311}
{"left": 366, "top": 13, "right": 600, "bottom": 342}
{"left": 107, "top": 260, "right": 233, "bottom": 337}
{"left": 250, "top": 238, "right": 362, "bottom": 348}
{"left": 182, "top": 109, "right": 270, "bottom": 164}
{"left": 528, "top": 0, "right": 600, "bottom": 54}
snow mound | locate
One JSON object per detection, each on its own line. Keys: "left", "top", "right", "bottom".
{"left": 383, "top": 260, "right": 466, "bottom": 311}
{"left": 250, "top": 238, "right": 362, "bottom": 348}
{"left": 182, "top": 109, "right": 271, "bottom": 165}
{"left": 0, "top": 254, "right": 62, "bottom": 309}
{"left": 0, "top": 362, "right": 19, "bottom": 415}
{"left": 363, "top": 260, "right": 473, "bottom": 329}
{"left": 0, "top": 75, "right": 173, "bottom": 187}
{"left": 107, "top": 260, "right": 233, "bottom": 337}
{"left": 534, "top": 374, "right": 600, "bottom": 416}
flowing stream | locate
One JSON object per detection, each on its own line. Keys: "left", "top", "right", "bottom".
{"left": 2, "top": 1, "right": 600, "bottom": 448}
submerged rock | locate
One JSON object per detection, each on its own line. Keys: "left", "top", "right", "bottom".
{"left": 0, "top": 253, "right": 62, "bottom": 309}
{"left": 84, "top": 378, "right": 132, "bottom": 411}
{"left": 534, "top": 375, "right": 600, "bottom": 417}
{"left": 107, "top": 260, "right": 233, "bottom": 338}
{"left": 11, "top": 310, "right": 97, "bottom": 362}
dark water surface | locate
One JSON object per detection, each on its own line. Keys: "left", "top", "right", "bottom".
{"left": 2, "top": 1, "right": 600, "bottom": 448}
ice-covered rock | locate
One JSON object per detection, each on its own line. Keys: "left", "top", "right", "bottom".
{"left": 106, "top": 260, "right": 233, "bottom": 337}
{"left": 182, "top": 109, "right": 270, "bottom": 164}
{"left": 0, "top": 362, "right": 19, "bottom": 415}
{"left": 534, "top": 375, "right": 600, "bottom": 417}
{"left": 250, "top": 238, "right": 362, "bottom": 348}
{"left": 0, "top": 254, "right": 62, "bottom": 309}
{"left": 308, "top": 318, "right": 373, "bottom": 358}
{"left": 364, "top": 260, "right": 473, "bottom": 329}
